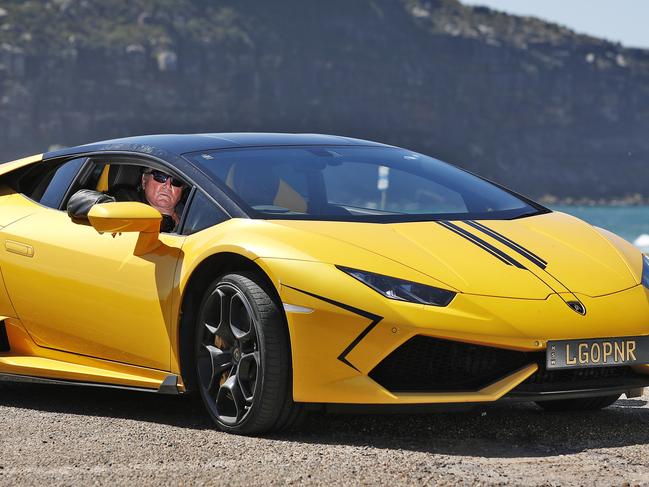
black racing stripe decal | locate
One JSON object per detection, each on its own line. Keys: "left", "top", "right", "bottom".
{"left": 283, "top": 284, "right": 383, "bottom": 372}
{"left": 466, "top": 220, "right": 548, "bottom": 270}
{"left": 437, "top": 221, "right": 514, "bottom": 267}
{"left": 465, "top": 222, "right": 585, "bottom": 308}
{"left": 437, "top": 221, "right": 526, "bottom": 269}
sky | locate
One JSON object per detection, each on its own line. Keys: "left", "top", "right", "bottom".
{"left": 460, "top": 0, "right": 649, "bottom": 50}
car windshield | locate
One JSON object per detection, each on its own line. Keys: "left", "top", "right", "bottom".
{"left": 186, "top": 146, "right": 545, "bottom": 222}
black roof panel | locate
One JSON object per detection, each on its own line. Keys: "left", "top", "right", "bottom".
{"left": 44, "top": 133, "right": 390, "bottom": 160}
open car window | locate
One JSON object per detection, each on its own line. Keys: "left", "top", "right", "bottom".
{"left": 186, "top": 146, "right": 547, "bottom": 222}
{"left": 64, "top": 159, "right": 192, "bottom": 234}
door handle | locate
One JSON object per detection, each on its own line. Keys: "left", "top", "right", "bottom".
{"left": 5, "top": 240, "right": 34, "bottom": 257}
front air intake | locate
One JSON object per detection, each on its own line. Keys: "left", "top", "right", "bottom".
{"left": 369, "top": 336, "right": 535, "bottom": 393}
{"left": 368, "top": 335, "right": 649, "bottom": 395}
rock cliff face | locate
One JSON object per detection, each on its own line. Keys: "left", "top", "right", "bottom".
{"left": 1, "top": 0, "right": 648, "bottom": 200}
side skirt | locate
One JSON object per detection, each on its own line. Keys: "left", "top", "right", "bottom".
{"left": 0, "top": 372, "right": 181, "bottom": 395}
{"left": 0, "top": 319, "right": 181, "bottom": 394}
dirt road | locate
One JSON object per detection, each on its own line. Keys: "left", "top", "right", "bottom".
{"left": 1, "top": 380, "right": 649, "bottom": 485}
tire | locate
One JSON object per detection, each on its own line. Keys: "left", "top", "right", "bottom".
{"left": 535, "top": 394, "right": 621, "bottom": 412}
{"left": 194, "top": 271, "right": 303, "bottom": 435}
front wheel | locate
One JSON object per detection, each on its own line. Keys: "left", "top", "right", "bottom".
{"left": 535, "top": 394, "right": 620, "bottom": 412}
{"left": 194, "top": 271, "right": 302, "bottom": 434}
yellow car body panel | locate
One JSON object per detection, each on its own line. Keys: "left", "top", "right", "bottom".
{"left": 260, "top": 258, "right": 649, "bottom": 403}
{"left": 269, "top": 213, "right": 640, "bottom": 298}
{"left": 480, "top": 212, "right": 641, "bottom": 296}
{"left": 1, "top": 317, "right": 170, "bottom": 389}
{"left": 172, "top": 214, "right": 649, "bottom": 403}
{"left": 0, "top": 266, "right": 17, "bottom": 319}
{"left": 87, "top": 201, "right": 163, "bottom": 233}
{"left": 0, "top": 192, "right": 41, "bottom": 227}
{"left": 0, "top": 154, "right": 43, "bottom": 177}
{"left": 289, "top": 364, "right": 539, "bottom": 405}
{"left": 0, "top": 147, "right": 648, "bottom": 409}
{"left": 0, "top": 194, "right": 183, "bottom": 371}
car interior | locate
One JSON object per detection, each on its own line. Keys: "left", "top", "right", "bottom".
{"left": 224, "top": 161, "right": 352, "bottom": 216}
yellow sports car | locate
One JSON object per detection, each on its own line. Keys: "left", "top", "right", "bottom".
{"left": 1, "top": 133, "right": 648, "bottom": 435}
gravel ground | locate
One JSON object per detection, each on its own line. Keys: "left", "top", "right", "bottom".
{"left": 1, "top": 380, "right": 649, "bottom": 486}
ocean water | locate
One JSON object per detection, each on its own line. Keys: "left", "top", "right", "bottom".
{"left": 552, "top": 205, "right": 649, "bottom": 252}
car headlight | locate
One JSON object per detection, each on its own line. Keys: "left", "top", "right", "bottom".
{"left": 337, "top": 266, "right": 456, "bottom": 306}
{"left": 642, "top": 254, "right": 649, "bottom": 289}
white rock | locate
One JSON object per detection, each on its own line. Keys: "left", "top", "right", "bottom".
{"left": 633, "top": 234, "right": 649, "bottom": 249}
{"left": 411, "top": 6, "right": 430, "bottom": 18}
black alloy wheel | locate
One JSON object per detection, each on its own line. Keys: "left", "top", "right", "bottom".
{"left": 194, "top": 271, "right": 303, "bottom": 434}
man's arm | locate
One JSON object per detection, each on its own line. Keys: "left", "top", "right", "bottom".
{"left": 67, "top": 189, "right": 116, "bottom": 219}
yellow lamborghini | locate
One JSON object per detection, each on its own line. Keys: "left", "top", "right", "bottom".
{"left": 0, "top": 133, "right": 648, "bottom": 435}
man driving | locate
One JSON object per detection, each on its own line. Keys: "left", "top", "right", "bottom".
{"left": 67, "top": 166, "right": 186, "bottom": 233}
{"left": 141, "top": 169, "right": 185, "bottom": 229}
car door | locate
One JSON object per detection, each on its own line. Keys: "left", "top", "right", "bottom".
{"left": 0, "top": 156, "right": 186, "bottom": 371}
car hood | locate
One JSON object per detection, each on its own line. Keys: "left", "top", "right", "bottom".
{"left": 272, "top": 211, "right": 641, "bottom": 299}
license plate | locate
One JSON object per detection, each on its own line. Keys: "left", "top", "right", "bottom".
{"left": 547, "top": 336, "right": 649, "bottom": 370}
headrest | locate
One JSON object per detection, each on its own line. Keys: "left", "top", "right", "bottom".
{"left": 109, "top": 165, "right": 143, "bottom": 188}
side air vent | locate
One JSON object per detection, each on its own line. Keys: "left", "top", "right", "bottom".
{"left": 0, "top": 320, "right": 10, "bottom": 352}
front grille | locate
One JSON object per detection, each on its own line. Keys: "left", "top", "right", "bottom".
{"left": 369, "top": 336, "right": 533, "bottom": 392}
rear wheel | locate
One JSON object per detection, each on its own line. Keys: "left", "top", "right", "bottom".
{"left": 194, "top": 271, "right": 303, "bottom": 435}
{"left": 535, "top": 394, "right": 621, "bottom": 412}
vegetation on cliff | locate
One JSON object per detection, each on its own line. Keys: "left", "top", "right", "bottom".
{"left": 0, "top": 0, "right": 647, "bottom": 200}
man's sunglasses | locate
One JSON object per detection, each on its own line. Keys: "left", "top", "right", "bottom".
{"left": 146, "top": 170, "right": 185, "bottom": 188}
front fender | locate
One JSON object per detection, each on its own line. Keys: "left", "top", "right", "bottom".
{"left": 593, "top": 226, "right": 644, "bottom": 284}
{"left": 177, "top": 218, "right": 453, "bottom": 295}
